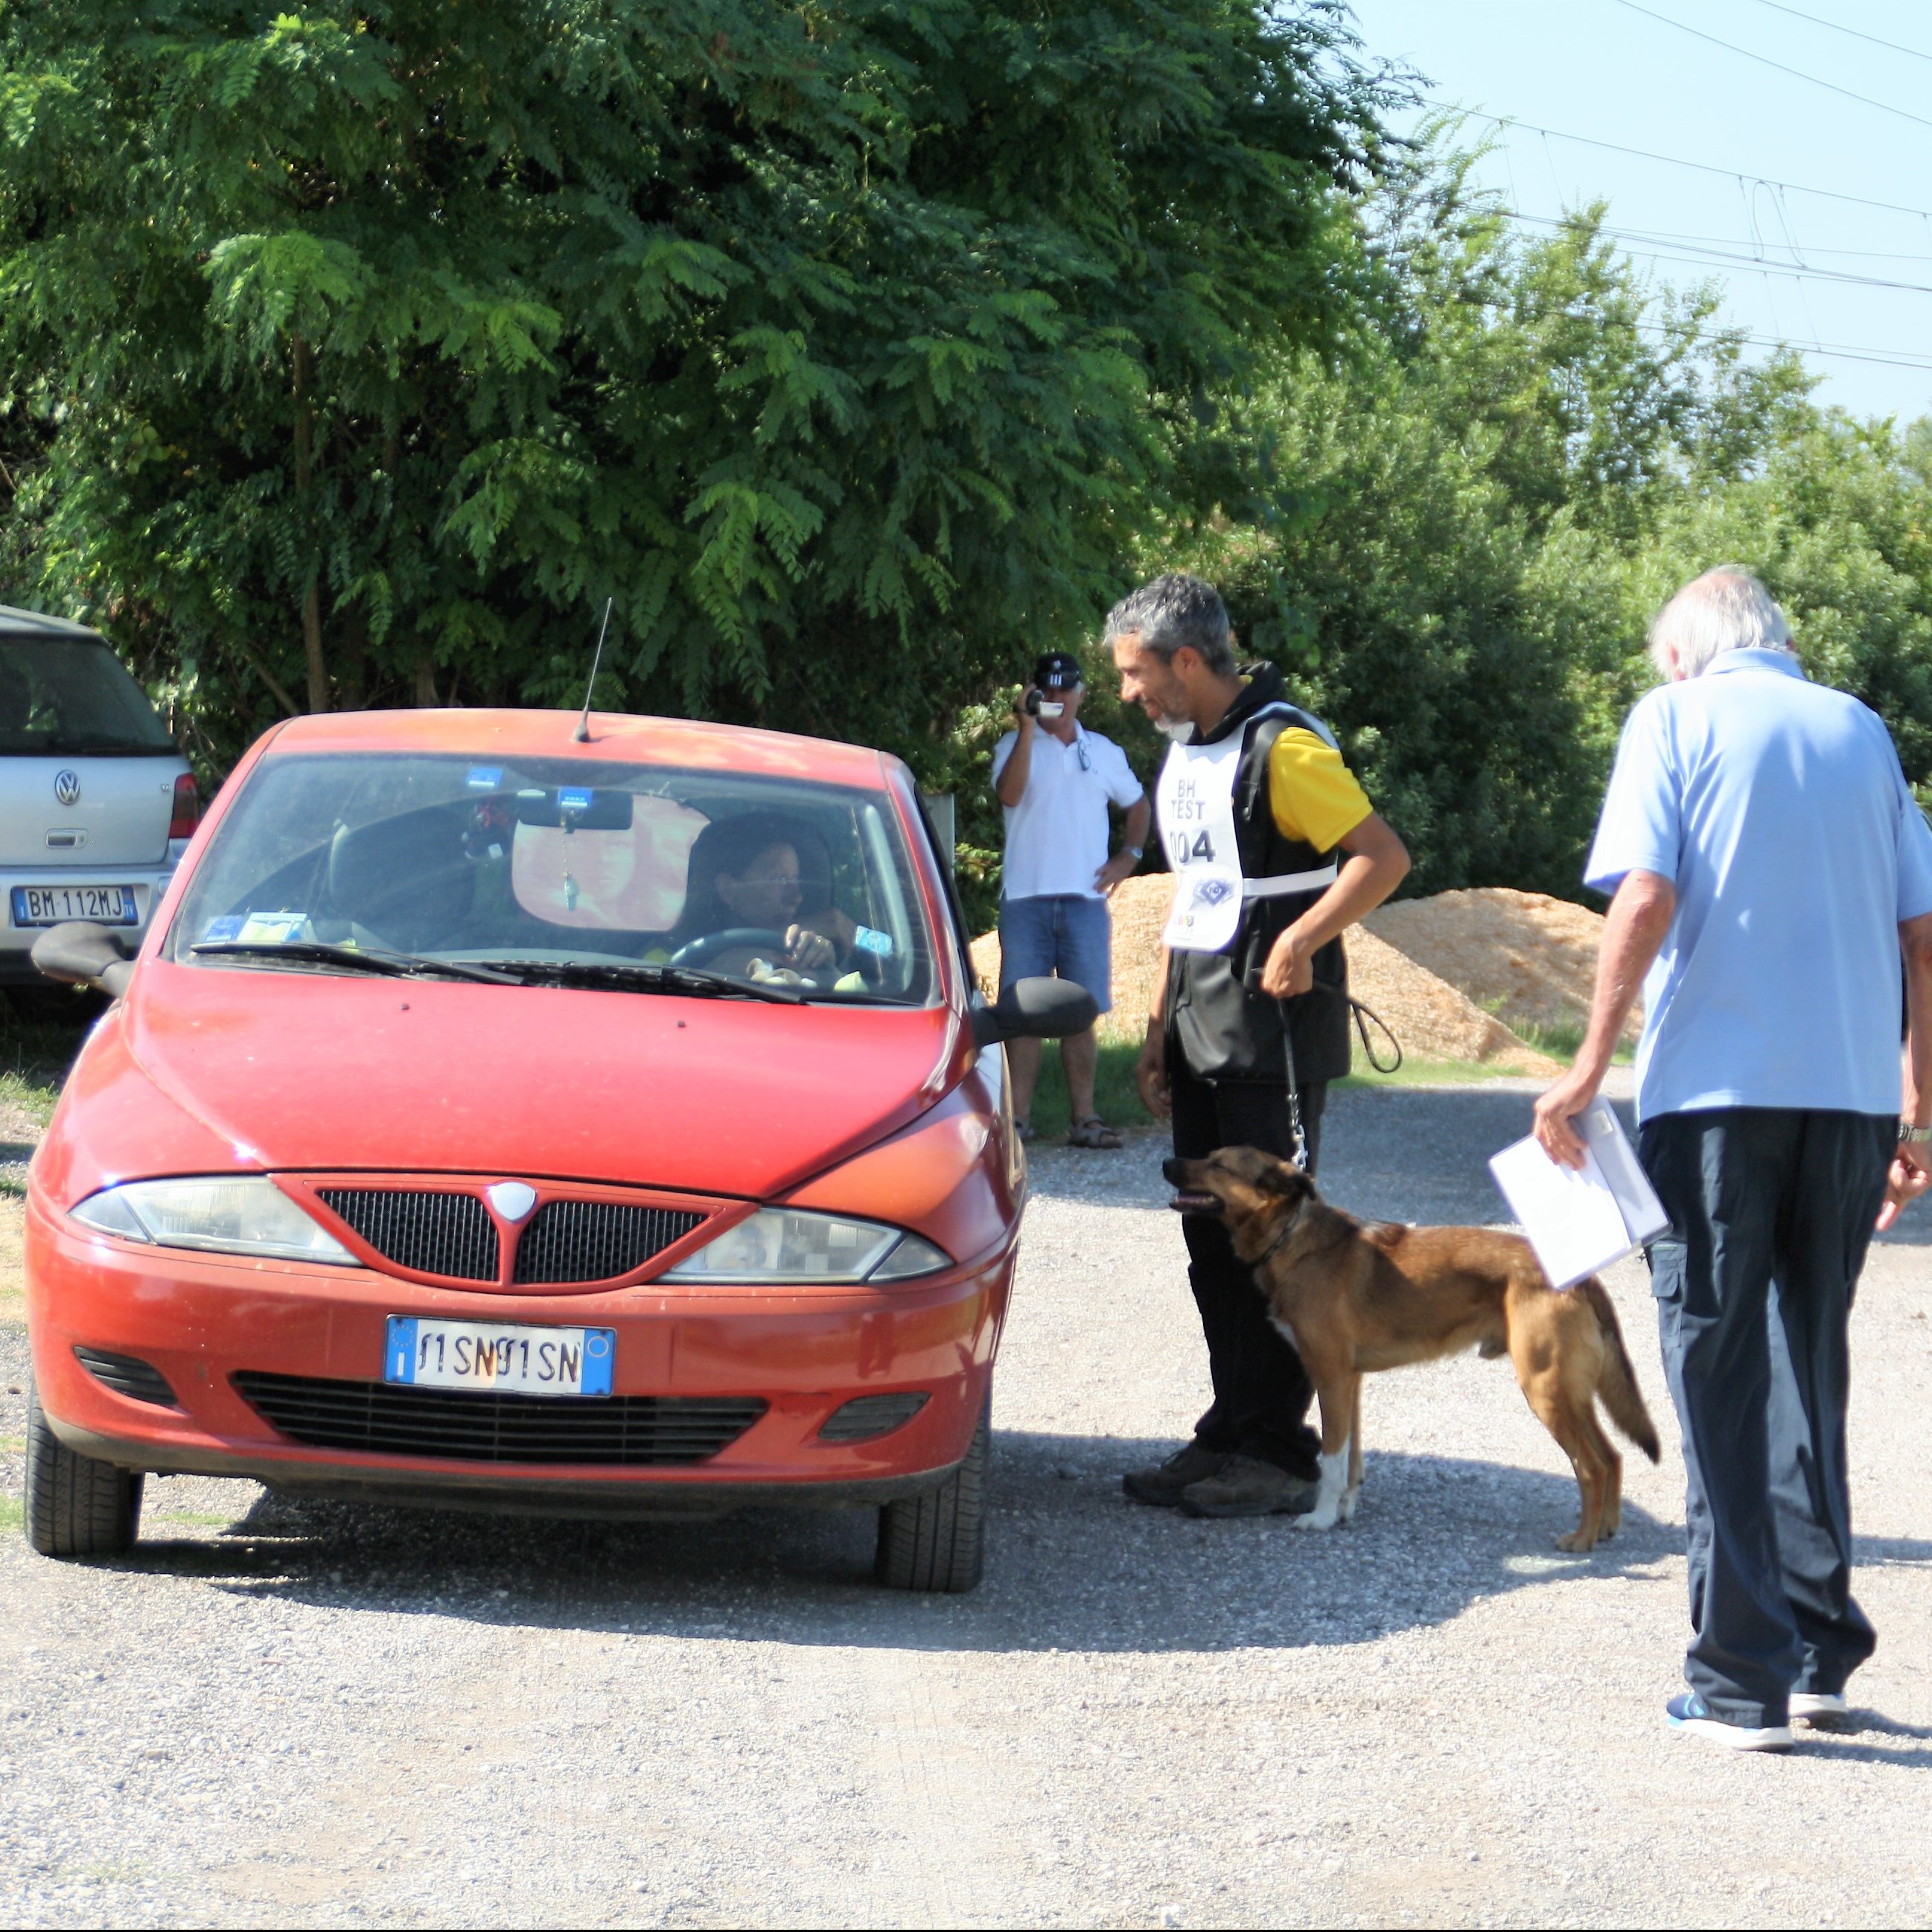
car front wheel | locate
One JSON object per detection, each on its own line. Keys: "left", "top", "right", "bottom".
{"left": 23, "top": 1381, "right": 142, "bottom": 1558}
{"left": 875, "top": 1399, "right": 986, "bottom": 1593}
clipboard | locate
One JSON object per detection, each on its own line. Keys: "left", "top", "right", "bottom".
{"left": 1488, "top": 1099, "right": 1671, "bottom": 1290}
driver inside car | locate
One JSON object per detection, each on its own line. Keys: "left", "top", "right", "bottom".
{"left": 667, "top": 812, "right": 855, "bottom": 976}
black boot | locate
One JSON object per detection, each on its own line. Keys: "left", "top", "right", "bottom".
{"left": 1121, "top": 1443, "right": 1226, "bottom": 1508}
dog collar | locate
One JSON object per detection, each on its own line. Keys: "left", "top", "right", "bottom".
{"left": 1255, "top": 1201, "right": 1304, "bottom": 1266}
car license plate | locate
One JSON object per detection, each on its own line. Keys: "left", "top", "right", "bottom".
{"left": 383, "top": 1316, "right": 614, "bottom": 1397}
{"left": 10, "top": 884, "right": 138, "bottom": 927}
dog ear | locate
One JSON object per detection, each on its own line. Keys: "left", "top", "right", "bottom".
{"left": 1257, "top": 1155, "right": 1304, "bottom": 1196}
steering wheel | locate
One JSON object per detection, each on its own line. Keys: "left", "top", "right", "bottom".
{"left": 668, "top": 928, "right": 791, "bottom": 969}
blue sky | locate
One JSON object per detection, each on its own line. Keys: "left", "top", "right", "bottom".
{"left": 1348, "top": 0, "right": 1932, "bottom": 424}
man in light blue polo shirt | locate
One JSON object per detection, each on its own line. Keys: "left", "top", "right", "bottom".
{"left": 1533, "top": 567, "right": 1932, "bottom": 1754}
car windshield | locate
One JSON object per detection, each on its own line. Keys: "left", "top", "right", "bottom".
{"left": 0, "top": 634, "right": 179, "bottom": 756}
{"left": 167, "top": 750, "right": 940, "bottom": 1005}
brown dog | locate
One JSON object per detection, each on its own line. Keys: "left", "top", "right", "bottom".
{"left": 1164, "top": 1146, "right": 1660, "bottom": 1549}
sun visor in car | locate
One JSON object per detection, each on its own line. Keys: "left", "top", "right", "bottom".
{"left": 513, "top": 786, "right": 634, "bottom": 831}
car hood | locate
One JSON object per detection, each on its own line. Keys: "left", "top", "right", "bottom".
{"left": 107, "top": 961, "right": 962, "bottom": 1200}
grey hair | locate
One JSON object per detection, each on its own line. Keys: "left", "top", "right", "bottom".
{"left": 1648, "top": 567, "right": 1793, "bottom": 679}
{"left": 1103, "top": 573, "right": 1237, "bottom": 678}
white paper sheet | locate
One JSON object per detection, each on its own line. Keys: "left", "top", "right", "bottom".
{"left": 1488, "top": 1100, "right": 1671, "bottom": 1290}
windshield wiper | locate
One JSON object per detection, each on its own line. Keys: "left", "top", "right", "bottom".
{"left": 482, "top": 958, "right": 805, "bottom": 1004}
{"left": 189, "top": 941, "right": 517, "bottom": 985}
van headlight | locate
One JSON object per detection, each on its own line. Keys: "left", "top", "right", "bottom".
{"left": 661, "top": 1209, "right": 951, "bottom": 1284}
{"left": 70, "top": 1177, "right": 357, "bottom": 1265}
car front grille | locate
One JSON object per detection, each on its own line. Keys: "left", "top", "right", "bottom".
{"left": 512, "top": 1199, "right": 705, "bottom": 1285}
{"left": 317, "top": 1189, "right": 500, "bottom": 1282}
{"left": 231, "top": 1372, "right": 766, "bottom": 1466}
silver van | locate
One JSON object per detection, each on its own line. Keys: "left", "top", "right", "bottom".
{"left": 0, "top": 605, "right": 196, "bottom": 987}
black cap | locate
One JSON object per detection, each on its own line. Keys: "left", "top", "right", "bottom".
{"left": 1033, "top": 650, "right": 1084, "bottom": 690}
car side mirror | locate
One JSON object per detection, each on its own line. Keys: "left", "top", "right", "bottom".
{"left": 32, "top": 921, "right": 135, "bottom": 1000}
{"left": 969, "top": 976, "right": 1098, "bottom": 1048}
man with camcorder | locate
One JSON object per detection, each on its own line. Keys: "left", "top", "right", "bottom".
{"left": 992, "top": 650, "right": 1150, "bottom": 1147}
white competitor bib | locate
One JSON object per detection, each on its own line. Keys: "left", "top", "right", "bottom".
{"left": 1157, "top": 707, "right": 1339, "bottom": 954}
{"left": 1158, "top": 734, "right": 1246, "bottom": 951}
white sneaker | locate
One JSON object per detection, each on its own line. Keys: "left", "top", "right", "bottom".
{"left": 1665, "top": 1693, "right": 1793, "bottom": 1752}
{"left": 1789, "top": 1692, "right": 1849, "bottom": 1729}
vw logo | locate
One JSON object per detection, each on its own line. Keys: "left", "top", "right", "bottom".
{"left": 53, "top": 769, "right": 80, "bottom": 807}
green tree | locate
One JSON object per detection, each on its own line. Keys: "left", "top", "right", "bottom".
{"left": 1162, "top": 134, "right": 1824, "bottom": 898}
{"left": 0, "top": 0, "right": 1391, "bottom": 784}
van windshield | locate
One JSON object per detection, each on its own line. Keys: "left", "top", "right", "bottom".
{"left": 168, "top": 751, "right": 940, "bottom": 1006}
{"left": 0, "top": 634, "right": 179, "bottom": 756}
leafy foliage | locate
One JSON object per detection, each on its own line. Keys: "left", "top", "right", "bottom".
{"left": 0, "top": 0, "right": 1390, "bottom": 791}
{"left": 1156, "top": 129, "right": 1932, "bottom": 901}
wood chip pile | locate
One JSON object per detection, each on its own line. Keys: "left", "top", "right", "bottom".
{"left": 971, "top": 876, "right": 1616, "bottom": 1075}
{"left": 1362, "top": 887, "right": 1640, "bottom": 1046}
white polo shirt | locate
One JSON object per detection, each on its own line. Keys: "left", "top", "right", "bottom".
{"left": 990, "top": 723, "right": 1144, "bottom": 900}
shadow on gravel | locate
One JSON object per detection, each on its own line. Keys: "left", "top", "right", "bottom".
{"left": 80, "top": 1428, "right": 1852, "bottom": 1659}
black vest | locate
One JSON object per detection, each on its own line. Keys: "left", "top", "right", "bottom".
{"left": 1163, "top": 666, "right": 1353, "bottom": 1085}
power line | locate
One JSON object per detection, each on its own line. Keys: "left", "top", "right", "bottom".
{"left": 1468, "top": 295, "right": 1932, "bottom": 374}
{"left": 1744, "top": 0, "right": 1932, "bottom": 66}
{"left": 1443, "top": 264, "right": 1932, "bottom": 374}
{"left": 1624, "top": 319, "right": 1932, "bottom": 374}
{"left": 1502, "top": 208, "right": 1932, "bottom": 296}
{"left": 1426, "top": 105, "right": 1932, "bottom": 223}
{"left": 1607, "top": 232, "right": 1932, "bottom": 264}
{"left": 1610, "top": 0, "right": 1932, "bottom": 131}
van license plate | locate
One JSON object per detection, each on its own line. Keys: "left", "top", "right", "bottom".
{"left": 383, "top": 1316, "right": 614, "bottom": 1397}
{"left": 11, "top": 885, "right": 137, "bottom": 927}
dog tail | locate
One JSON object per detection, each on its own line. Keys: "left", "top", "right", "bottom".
{"left": 1576, "top": 1277, "right": 1662, "bottom": 1463}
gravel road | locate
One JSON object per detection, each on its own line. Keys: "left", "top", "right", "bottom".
{"left": 4, "top": 1077, "right": 1931, "bottom": 1928}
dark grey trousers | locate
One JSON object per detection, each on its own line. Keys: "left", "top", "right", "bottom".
{"left": 1639, "top": 1107, "right": 1894, "bottom": 1728}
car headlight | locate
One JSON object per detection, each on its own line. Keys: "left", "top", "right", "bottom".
{"left": 70, "top": 1177, "right": 358, "bottom": 1266}
{"left": 661, "top": 1208, "right": 951, "bottom": 1284}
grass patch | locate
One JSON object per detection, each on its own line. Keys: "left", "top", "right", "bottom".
{"left": 0, "top": 1067, "right": 60, "bottom": 1129}
{"left": 1509, "top": 1018, "right": 1633, "bottom": 1068}
{"left": 1022, "top": 1035, "right": 1153, "bottom": 1141}
{"left": 0, "top": 1496, "right": 21, "bottom": 1534}
{"left": 0, "top": 1000, "right": 89, "bottom": 1123}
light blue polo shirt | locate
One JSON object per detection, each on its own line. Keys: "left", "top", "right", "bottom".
{"left": 1585, "top": 648, "right": 1932, "bottom": 1120}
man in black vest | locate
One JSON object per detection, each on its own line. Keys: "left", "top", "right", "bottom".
{"left": 1108, "top": 575, "right": 1411, "bottom": 1517}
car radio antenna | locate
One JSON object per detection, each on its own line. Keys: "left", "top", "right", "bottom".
{"left": 572, "top": 597, "right": 615, "bottom": 743}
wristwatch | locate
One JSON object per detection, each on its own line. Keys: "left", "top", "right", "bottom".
{"left": 1123, "top": 845, "right": 1144, "bottom": 860}
{"left": 1899, "top": 1121, "right": 1931, "bottom": 1143}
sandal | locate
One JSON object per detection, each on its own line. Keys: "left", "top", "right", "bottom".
{"left": 1068, "top": 1115, "right": 1123, "bottom": 1150}
{"left": 1015, "top": 1116, "right": 1036, "bottom": 1143}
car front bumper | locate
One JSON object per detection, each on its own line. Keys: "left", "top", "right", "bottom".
{"left": 26, "top": 1196, "right": 1008, "bottom": 1518}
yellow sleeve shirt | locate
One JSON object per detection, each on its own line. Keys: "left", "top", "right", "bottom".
{"left": 1267, "top": 727, "right": 1372, "bottom": 852}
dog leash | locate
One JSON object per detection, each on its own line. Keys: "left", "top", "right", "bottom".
{"left": 1350, "top": 997, "right": 1403, "bottom": 1073}
{"left": 1280, "top": 1009, "right": 1310, "bottom": 1171}
{"left": 1276, "top": 998, "right": 1403, "bottom": 1168}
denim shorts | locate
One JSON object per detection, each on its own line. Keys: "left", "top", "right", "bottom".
{"left": 997, "top": 893, "right": 1112, "bottom": 1016}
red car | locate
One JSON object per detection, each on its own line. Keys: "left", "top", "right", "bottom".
{"left": 20, "top": 709, "right": 1090, "bottom": 1590}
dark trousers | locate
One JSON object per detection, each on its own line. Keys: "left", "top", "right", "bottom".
{"left": 1170, "top": 1053, "right": 1327, "bottom": 1479}
{"left": 1639, "top": 1107, "right": 1893, "bottom": 1727}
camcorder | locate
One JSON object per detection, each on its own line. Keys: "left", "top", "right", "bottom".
{"left": 1022, "top": 689, "right": 1065, "bottom": 719}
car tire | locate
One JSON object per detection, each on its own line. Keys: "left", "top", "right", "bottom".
{"left": 23, "top": 1381, "right": 142, "bottom": 1558}
{"left": 875, "top": 1398, "right": 986, "bottom": 1593}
